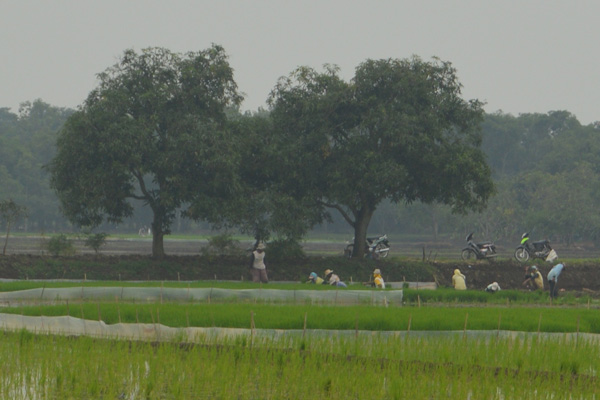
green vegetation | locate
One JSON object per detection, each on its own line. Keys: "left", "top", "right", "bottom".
{"left": 82, "top": 232, "right": 107, "bottom": 254}
{"left": 45, "top": 234, "right": 75, "bottom": 256}
{"left": 48, "top": 46, "right": 242, "bottom": 257}
{"left": 0, "top": 198, "right": 27, "bottom": 255}
{"left": 3, "top": 82, "right": 600, "bottom": 252}
{"left": 1, "top": 330, "right": 598, "bottom": 399}
{"left": 3, "top": 302, "right": 600, "bottom": 333}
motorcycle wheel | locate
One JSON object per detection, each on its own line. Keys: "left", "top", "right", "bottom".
{"left": 514, "top": 247, "right": 530, "bottom": 263}
{"left": 344, "top": 244, "right": 354, "bottom": 258}
{"left": 461, "top": 249, "right": 476, "bottom": 261}
{"left": 375, "top": 243, "right": 389, "bottom": 258}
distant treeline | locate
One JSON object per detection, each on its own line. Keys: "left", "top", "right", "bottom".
{"left": 1, "top": 100, "right": 599, "bottom": 244}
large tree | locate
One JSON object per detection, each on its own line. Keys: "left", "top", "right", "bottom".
{"left": 187, "top": 110, "right": 328, "bottom": 244}
{"left": 268, "top": 57, "right": 494, "bottom": 257}
{"left": 0, "top": 101, "right": 72, "bottom": 230}
{"left": 0, "top": 199, "right": 27, "bottom": 255}
{"left": 49, "top": 46, "right": 242, "bottom": 257}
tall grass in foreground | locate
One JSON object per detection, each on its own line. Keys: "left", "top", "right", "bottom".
{"left": 1, "top": 330, "right": 598, "bottom": 399}
{"left": 4, "top": 303, "right": 600, "bottom": 333}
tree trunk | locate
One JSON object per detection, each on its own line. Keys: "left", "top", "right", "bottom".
{"left": 152, "top": 229, "right": 165, "bottom": 258}
{"left": 151, "top": 210, "right": 165, "bottom": 258}
{"left": 352, "top": 207, "right": 374, "bottom": 258}
{"left": 431, "top": 208, "right": 439, "bottom": 243}
{"left": 2, "top": 221, "right": 11, "bottom": 255}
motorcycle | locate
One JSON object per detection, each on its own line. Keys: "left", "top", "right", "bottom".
{"left": 344, "top": 234, "right": 390, "bottom": 259}
{"left": 461, "top": 232, "right": 498, "bottom": 261}
{"left": 514, "top": 232, "right": 556, "bottom": 263}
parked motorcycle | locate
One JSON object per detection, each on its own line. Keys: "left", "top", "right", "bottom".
{"left": 514, "top": 232, "right": 556, "bottom": 263}
{"left": 460, "top": 232, "right": 498, "bottom": 261}
{"left": 344, "top": 234, "right": 390, "bottom": 259}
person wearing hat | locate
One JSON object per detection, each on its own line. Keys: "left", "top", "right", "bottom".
{"left": 523, "top": 265, "right": 544, "bottom": 291}
{"left": 547, "top": 262, "right": 565, "bottom": 299}
{"left": 324, "top": 269, "right": 347, "bottom": 287}
{"left": 249, "top": 242, "right": 268, "bottom": 283}
{"left": 307, "top": 272, "right": 324, "bottom": 285}
{"left": 373, "top": 268, "right": 385, "bottom": 289}
{"left": 452, "top": 269, "right": 466, "bottom": 290}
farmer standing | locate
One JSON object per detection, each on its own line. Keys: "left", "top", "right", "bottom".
{"left": 249, "top": 242, "right": 268, "bottom": 283}
{"left": 547, "top": 262, "right": 565, "bottom": 299}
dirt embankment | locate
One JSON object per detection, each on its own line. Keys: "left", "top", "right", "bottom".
{"left": 0, "top": 255, "right": 596, "bottom": 295}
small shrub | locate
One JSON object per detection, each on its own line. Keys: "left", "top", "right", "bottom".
{"left": 83, "top": 233, "right": 107, "bottom": 254}
{"left": 266, "top": 238, "right": 306, "bottom": 262}
{"left": 201, "top": 233, "right": 243, "bottom": 257}
{"left": 46, "top": 234, "right": 75, "bottom": 256}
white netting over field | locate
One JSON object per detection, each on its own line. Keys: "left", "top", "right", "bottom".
{"left": 0, "top": 287, "right": 403, "bottom": 306}
{"left": 1, "top": 313, "right": 598, "bottom": 343}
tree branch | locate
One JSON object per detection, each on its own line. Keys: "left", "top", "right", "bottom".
{"left": 319, "top": 200, "right": 355, "bottom": 228}
{"left": 132, "top": 169, "right": 152, "bottom": 203}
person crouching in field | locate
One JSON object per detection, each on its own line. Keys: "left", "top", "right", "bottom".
{"left": 324, "top": 269, "right": 347, "bottom": 287}
{"left": 523, "top": 265, "right": 544, "bottom": 291}
{"left": 307, "top": 272, "right": 324, "bottom": 284}
{"left": 249, "top": 242, "right": 268, "bottom": 283}
{"left": 485, "top": 281, "right": 501, "bottom": 293}
{"left": 373, "top": 268, "right": 385, "bottom": 288}
{"left": 452, "top": 269, "right": 466, "bottom": 290}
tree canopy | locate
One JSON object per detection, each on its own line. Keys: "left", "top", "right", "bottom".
{"left": 0, "top": 101, "right": 72, "bottom": 230}
{"left": 48, "top": 46, "right": 242, "bottom": 257}
{"left": 190, "top": 110, "right": 329, "bottom": 244}
{"left": 268, "top": 57, "right": 495, "bottom": 256}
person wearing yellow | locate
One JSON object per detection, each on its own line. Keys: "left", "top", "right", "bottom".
{"left": 373, "top": 268, "right": 385, "bottom": 288}
{"left": 523, "top": 265, "right": 544, "bottom": 290}
{"left": 307, "top": 272, "right": 324, "bottom": 285}
{"left": 452, "top": 269, "right": 466, "bottom": 290}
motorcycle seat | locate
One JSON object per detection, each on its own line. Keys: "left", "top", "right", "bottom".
{"left": 532, "top": 240, "right": 550, "bottom": 246}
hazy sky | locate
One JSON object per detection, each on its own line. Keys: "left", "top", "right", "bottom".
{"left": 2, "top": 1, "right": 599, "bottom": 124}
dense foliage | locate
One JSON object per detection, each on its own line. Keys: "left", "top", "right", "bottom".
{"left": 268, "top": 58, "right": 494, "bottom": 256}
{"left": 47, "top": 46, "right": 242, "bottom": 257}
{"left": 0, "top": 101, "right": 72, "bottom": 231}
{"left": 2, "top": 52, "right": 600, "bottom": 248}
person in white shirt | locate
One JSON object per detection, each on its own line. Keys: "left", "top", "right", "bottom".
{"left": 249, "top": 242, "right": 268, "bottom": 283}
